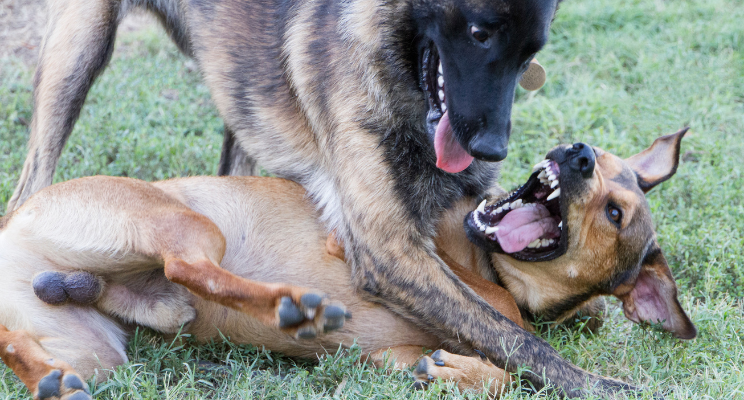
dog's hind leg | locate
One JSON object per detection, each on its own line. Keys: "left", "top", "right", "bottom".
{"left": 0, "top": 326, "right": 93, "bottom": 400}
{"left": 218, "top": 125, "right": 259, "bottom": 176}
{"left": 8, "top": 0, "right": 121, "bottom": 211}
{"left": 162, "top": 256, "right": 348, "bottom": 339}
{"left": 0, "top": 308, "right": 127, "bottom": 400}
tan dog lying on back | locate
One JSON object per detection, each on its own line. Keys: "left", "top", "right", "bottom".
{"left": 0, "top": 130, "right": 694, "bottom": 400}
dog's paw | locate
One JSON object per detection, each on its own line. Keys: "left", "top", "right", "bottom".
{"left": 35, "top": 368, "right": 92, "bottom": 400}
{"left": 277, "top": 292, "right": 351, "bottom": 340}
{"left": 412, "top": 349, "right": 511, "bottom": 396}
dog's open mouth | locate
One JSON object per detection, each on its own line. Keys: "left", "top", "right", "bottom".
{"left": 465, "top": 159, "right": 567, "bottom": 261}
{"left": 421, "top": 44, "right": 474, "bottom": 173}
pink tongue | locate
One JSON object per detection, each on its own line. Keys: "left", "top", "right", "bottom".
{"left": 435, "top": 111, "right": 474, "bottom": 173}
{"left": 494, "top": 204, "right": 560, "bottom": 253}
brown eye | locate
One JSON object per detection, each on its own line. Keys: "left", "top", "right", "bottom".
{"left": 607, "top": 204, "right": 622, "bottom": 225}
{"left": 471, "top": 25, "right": 489, "bottom": 42}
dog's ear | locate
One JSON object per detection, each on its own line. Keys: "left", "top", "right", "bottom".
{"left": 613, "top": 248, "right": 696, "bottom": 339}
{"left": 625, "top": 127, "right": 688, "bottom": 193}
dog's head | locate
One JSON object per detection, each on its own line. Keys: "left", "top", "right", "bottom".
{"left": 464, "top": 128, "right": 696, "bottom": 339}
{"left": 411, "top": 0, "right": 561, "bottom": 172}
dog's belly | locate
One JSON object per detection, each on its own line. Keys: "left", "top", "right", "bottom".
{"left": 154, "top": 177, "right": 442, "bottom": 355}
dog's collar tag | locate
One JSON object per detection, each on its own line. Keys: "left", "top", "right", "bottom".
{"left": 519, "top": 59, "right": 546, "bottom": 91}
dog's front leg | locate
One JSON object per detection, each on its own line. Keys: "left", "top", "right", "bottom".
{"left": 331, "top": 167, "right": 634, "bottom": 398}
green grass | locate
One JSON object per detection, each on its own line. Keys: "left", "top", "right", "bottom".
{"left": 1, "top": 0, "right": 743, "bottom": 398}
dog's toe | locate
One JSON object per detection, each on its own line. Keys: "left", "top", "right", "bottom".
{"left": 64, "top": 391, "right": 93, "bottom": 400}
{"left": 296, "top": 325, "right": 317, "bottom": 340}
{"left": 300, "top": 293, "right": 323, "bottom": 309}
{"left": 412, "top": 379, "right": 428, "bottom": 390}
{"left": 62, "top": 374, "right": 88, "bottom": 393}
{"left": 278, "top": 297, "right": 305, "bottom": 328}
{"left": 36, "top": 369, "right": 62, "bottom": 399}
{"left": 322, "top": 305, "right": 346, "bottom": 332}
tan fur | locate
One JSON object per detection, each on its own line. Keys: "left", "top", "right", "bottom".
{"left": 0, "top": 133, "right": 694, "bottom": 397}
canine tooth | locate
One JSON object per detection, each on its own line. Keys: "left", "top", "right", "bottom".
{"left": 438, "top": 62, "right": 443, "bottom": 74}
{"left": 532, "top": 160, "right": 548, "bottom": 172}
{"left": 438, "top": 76, "right": 444, "bottom": 87}
{"left": 558, "top": 221, "right": 563, "bottom": 229}
{"left": 485, "top": 226, "right": 499, "bottom": 234}
{"left": 547, "top": 188, "right": 561, "bottom": 201}
{"left": 550, "top": 180, "right": 559, "bottom": 189}
{"left": 527, "top": 239, "right": 541, "bottom": 248}
{"left": 538, "top": 170, "right": 547, "bottom": 179}
{"left": 476, "top": 199, "right": 487, "bottom": 213}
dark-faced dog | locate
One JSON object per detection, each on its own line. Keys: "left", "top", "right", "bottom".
{"left": 8, "top": 0, "right": 662, "bottom": 395}
{"left": 0, "top": 131, "right": 694, "bottom": 399}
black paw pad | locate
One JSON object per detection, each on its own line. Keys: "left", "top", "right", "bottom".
{"left": 33, "top": 272, "right": 68, "bottom": 305}
{"left": 296, "top": 326, "right": 317, "bottom": 340}
{"left": 62, "top": 373, "right": 87, "bottom": 392}
{"left": 278, "top": 297, "right": 304, "bottom": 328}
{"left": 300, "top": 293, "right": 323, "bottom": 309}
{"left": 36, "top": 369, "right": 62, "bottom": 399}
{"left": 323, "top": 305, "right": 346, "bottom": 332}
{"left": 67, "top": 391, "right": 93, "bottom": 400}
{"left": 414, "top": 357, "right": 429, "bottom": 376}
{"left": 412, "top": 380, "right": 428, "bottom": 390}
{"left": 63, "top": 272, "right": 102, "bottom": 304}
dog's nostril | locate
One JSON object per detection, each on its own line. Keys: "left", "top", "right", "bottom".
{"left": 572, "top": 143, "right": 585, "bottom": 151}
{"left": 569, "top": 142, "right": 595, "bottom": 178}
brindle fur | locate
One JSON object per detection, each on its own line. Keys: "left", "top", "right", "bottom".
{"left": 0, "top": 133, "right": 695, "bottom": 399}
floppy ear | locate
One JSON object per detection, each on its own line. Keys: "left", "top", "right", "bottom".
{"left": 625, "top": 127, "right": 688, "bottom": 193}
{"left": 614, "top": 248, "right": 696, "bottom": 339}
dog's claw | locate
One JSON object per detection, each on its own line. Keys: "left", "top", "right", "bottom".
{"left": 434, "top": 360, "right": 444, "bottom": 367}
{"left": 473, "top": 349, "right": 487, "bottom": 360}
{"left": 278, "top": 297, "right": 304, "bottom": 328}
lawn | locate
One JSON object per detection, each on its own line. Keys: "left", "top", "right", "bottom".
{"left": 1, "top": 0, "right": 743, "bottom": 398}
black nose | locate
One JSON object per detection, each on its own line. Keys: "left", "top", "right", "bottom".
{"left": 467, "top": 121, "right": 511, "bottom": 162}
{"left": 568, "top": 142, "right": 595, "bottom": 178}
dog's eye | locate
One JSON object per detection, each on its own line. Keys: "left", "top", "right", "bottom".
{"left": 470, "top": 25, "right": 490, "bottom": 43}
{"left": 607, "top": 204, "right": 622, "bottom": 225}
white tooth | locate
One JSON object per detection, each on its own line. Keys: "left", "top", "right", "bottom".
{"left": 495, "top": 207, "right": 503, "bottom": 214}
{"left": 476, "top": 199, "right": 487, "bottom": 213}
{"left": 441, "top": 103, "right": 447, "bottom": 112}
{"left": 527, "top": 239, "right": 541, "bottom": 248}
{"left": 438, "top": 62, "right": 443, "bottom": 74}
{"left": 550, "top": 180, "right": 559, "bottom": 189}
{"left": 438, "top": 90, "right": 445, "bottom": 101}
{"left": 538, "top": 170, "right": 547, "bottom": 179}
{"left": 512, "top": 199, "right": 522, "bottom": 208}
{"left": 548, "top": 173, "right": 556, "bottom": 181}
{"left": 438, "top": 76, "right": 444, "bottom": 87}
{"left": 547, "top": 188, "right": 561, "bottom": 201}
{"left": 532, "top": 160, "right": 548, "bottom": 172}
{"left": 485, "top": 226, "right": 499, "bottom": 235}
{"left": 502, "top": 202, "right": 511, "bottom": 210}
{"left": 540, "top": 239, "right": 549, "bottom": 247}
{"left": 558, "top": 221, "right": 563, "bottom": 229}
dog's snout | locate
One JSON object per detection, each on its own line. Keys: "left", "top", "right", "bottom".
{"left": 568, "top": 142, "right": 595, "bottom": 178}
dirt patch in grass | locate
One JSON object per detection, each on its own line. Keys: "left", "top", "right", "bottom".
{"left": 0, "top": 0, "right": 157, "bottom": 67}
